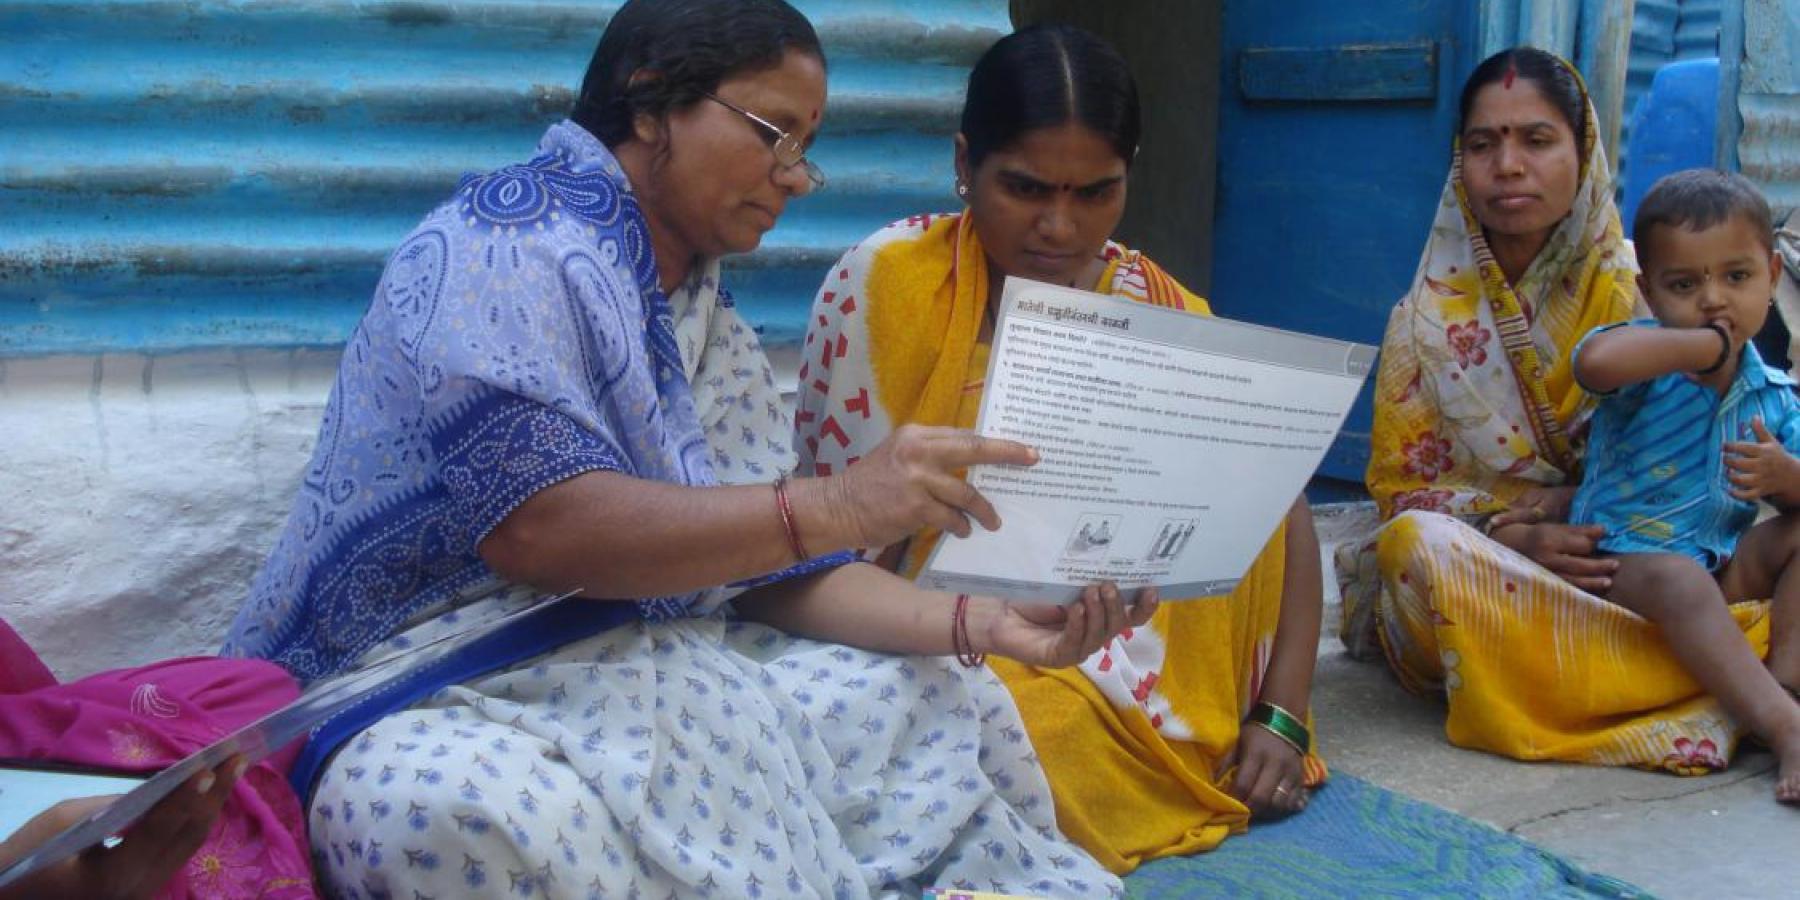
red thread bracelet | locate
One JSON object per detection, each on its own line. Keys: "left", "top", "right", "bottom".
{"left": 950, "top": 593, "right": 963, "bottom": 661}
{"left": 774, "top": 474, "right": 809, "bottom": 562}
{"left": 953, "top": 593, "right": 986, "bottom": 668}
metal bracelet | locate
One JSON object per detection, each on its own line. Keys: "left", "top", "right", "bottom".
{"left": 1695, "top": 322, "right": 1733, "bottom": 375}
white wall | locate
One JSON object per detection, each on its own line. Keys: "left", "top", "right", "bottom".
{"left": 0, "top": 350, "right": 338, "bottom": 681}
{"left": 0, "top": 345, "right": 809, "bottom": 682}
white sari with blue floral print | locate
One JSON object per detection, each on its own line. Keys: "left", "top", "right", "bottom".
{"left": 228, "top": 122, "right": 1119, "bottom": 899}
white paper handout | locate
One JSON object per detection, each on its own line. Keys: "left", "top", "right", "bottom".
{"left": 918, "top": 277, "right": 1374, "bottom": 603}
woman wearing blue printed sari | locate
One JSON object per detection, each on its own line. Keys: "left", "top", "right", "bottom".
{"left": 222, "top": 1, "right": 1154, "bottom": 897}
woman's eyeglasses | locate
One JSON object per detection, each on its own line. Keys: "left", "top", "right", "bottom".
{"left": 702, "top": 92, "right": 826, "bottom": 190}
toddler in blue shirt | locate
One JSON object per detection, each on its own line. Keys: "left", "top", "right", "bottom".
{"left": 1568, "top": 169, "right": 1800, "bottom": 804}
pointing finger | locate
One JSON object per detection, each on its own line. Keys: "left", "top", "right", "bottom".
{"left": 947, "top": 434, "right": 1038, "bottom": 468}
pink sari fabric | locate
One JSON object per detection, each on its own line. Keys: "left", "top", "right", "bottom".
{"left": 0, "top": 620, "right": 316, "bottom": 898}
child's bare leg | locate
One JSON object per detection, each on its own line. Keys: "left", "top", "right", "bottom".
{"left": 1610, "top": 552, "right": 1800, "bottom": 803}
{"left": 1719, "top": 515, "right": 1800, "bottom": 694}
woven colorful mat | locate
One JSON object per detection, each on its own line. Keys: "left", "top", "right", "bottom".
{"left": 1122, "top": 774, "right": 1650, "bottom": 898}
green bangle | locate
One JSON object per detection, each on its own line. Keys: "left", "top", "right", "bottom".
{"left": 1247, "top": 701, "right": 1310, "bottom": 756}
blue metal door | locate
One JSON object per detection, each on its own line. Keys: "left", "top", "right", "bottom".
{"left": 1208, "top": 2, "right": 1485, "bottom": 489}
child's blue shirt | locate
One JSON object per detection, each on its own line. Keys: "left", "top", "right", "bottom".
{"left": 1570, "top": 319, "right": 1800, "bottom": 569}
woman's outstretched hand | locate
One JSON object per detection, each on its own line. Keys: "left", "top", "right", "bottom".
{"left": 827, "top": 424, "right": 1039, "bottom": 548}
{"left": 979, "top": 583, "right": 1159, "bottom": 668}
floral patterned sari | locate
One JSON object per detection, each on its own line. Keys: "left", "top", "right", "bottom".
{"left": 1336, "top": 75, "right": 1771, "bottom": 774}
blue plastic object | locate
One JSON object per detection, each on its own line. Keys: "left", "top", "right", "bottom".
{"left": 1620, "top": 57, "right": 1721, "bottom": 236}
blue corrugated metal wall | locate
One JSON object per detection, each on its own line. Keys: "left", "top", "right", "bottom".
{"left": 1733, "top": 0, "right": 1799, "bottom": 217}
{"left": 1619, "top": 0, "right": 1724, "bottom": 192}
{"left": 0, "top": 0, "right": 1007, "bottom": 356}
{"left": 1675, "top": 0, "right": 1725, "bottom": 55}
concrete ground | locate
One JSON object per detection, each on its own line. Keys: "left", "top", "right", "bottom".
{"left": 1309, "top": 503, "right": 1797, "bottom": 900}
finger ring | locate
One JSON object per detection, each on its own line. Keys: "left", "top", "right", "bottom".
{"left": 1273, "top": 785, "right": 1289, "bottom": 797}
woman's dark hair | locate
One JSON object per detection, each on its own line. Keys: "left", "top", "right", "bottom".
{"left": 960, "top": 24, "right": 1141, "bottom": 170}
{"left": 1458, "top": 46, "right": 1585, "bottom": 146}
{"left": 571, "top": 0, "right": 824, "bottom": 148}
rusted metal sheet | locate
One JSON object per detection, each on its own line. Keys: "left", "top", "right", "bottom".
{"left": 0, "top": 0, "right": 1007, "bottom": 355}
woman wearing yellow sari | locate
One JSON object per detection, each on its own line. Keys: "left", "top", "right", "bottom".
{"left": 1337, "top": 46, "right": 1771, "bottom": 773}
{"left": 794, "top": 25, "right": 1327, "bottom": 874}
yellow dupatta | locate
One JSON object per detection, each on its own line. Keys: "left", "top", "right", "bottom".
{"left": 795, "top": 212, "right": 1325, "bottom": 873}
{"left": 1337, "top": 65, "right": 1639, "bottom": 662}
{"left": 866, "top": 213, "right": 1195, "bottom": 575}
{"left": 1362, "top": 93, "right": 1637, "bottom": 526}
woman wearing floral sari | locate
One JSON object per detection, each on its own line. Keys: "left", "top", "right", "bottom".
{"left": 796, "top": 25, "right": 1327, "bottom": 875}
{"left": 1337, "top": 46, "right": 1771, "bottom": 773}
